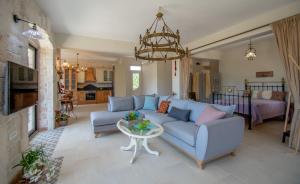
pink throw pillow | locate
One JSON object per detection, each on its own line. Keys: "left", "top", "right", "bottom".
{"left": 196, "top": 105, "right": 226, "bottom": 126}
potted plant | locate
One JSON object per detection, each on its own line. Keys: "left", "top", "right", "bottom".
{"left": 13, "top": 145, "right": 55, "bottom": 183}
{"left": 55, "top": 111, "right": 69, "bottom": 126}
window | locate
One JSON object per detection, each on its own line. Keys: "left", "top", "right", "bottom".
{"left": 27, "top": 45, "right": 37, "bottom": 136}
{"left": 104, "top": 70, "right": 113, "bottom": 81}
{"left": 28, "top": 45, "right": 36, "bottom": 69}
{"left": 132, "top": 72, "right": 140, "bottom": 90}
{"left": 130, "top": 66, "right": 141, "bottom": 71}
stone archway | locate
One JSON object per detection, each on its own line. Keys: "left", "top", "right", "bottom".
{"left": 36, "top": 29, "right": 57, "bottom": 130}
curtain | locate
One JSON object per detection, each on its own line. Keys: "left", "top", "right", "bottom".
{"left": 272, "top": 14, "right": 300, "bottom": 150}
{"left": 181, "top": 55, "right": 192, "bottom": 99}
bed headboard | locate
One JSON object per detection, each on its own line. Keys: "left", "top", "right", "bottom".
{"left": 244, "top": 78, "right": 286, "bottom": 92}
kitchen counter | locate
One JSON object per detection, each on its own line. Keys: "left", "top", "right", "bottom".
{"left": 77, "top": 90, "right": 111, "bottom": 105}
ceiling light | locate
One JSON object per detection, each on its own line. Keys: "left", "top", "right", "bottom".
{"left": 134, "top": 9, "right": 188, "bottom": 62}
{"left": 62, "top": 60, "right": 70, "bottom": 69}
{"left": 13, "top": 14, "right": 43, "bottom": 40}
{"left": 245, "top": 40, "right": 256, "bottom": 61}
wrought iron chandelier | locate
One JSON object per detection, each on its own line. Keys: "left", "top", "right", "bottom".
{"left": 245, "top": 40, "right": 256, "bottom": 61}
{"left": 135, "top": 11, "right": 188, "bottom": 62}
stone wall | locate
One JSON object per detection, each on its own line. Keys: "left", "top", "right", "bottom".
{"left": 0, "top": 0, "right": 54, "bottom": 183}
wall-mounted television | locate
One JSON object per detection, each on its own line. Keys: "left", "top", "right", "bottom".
{"left": 3, "top": 61, "right": 38, "bottom": 115}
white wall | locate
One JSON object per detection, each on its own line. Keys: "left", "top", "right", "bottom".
{"left": 142, "top": 62, "right": 157, "bottom": 95}
{"left": 141, "top": 61, "right": 173, "bottom": 96}
{"left": 219, "top": 36, "right": 285, "bottom": 89}
{"left": 193, "top": 50, "right": 222, "bottom": 60}
{"left": 55, "top": 33, "right": 135, "bottom": 56}
{"left": 172, "top": 60, "right": 181, "bottom": 99}
{"left": 114, "top": 58, "right": 142, "bottom": 96}
{"left": 157, "top": 61, "right": 172, "bottom": 96}
{"left": 114, "top": 61, "right": 127, "bottom": 96}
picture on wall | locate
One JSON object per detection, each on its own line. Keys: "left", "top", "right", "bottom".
{"left": 256, "top": 71, "right": 274, "bottom": 78}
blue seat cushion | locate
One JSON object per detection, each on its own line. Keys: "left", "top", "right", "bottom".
{"left": 139, "top": 110, "right": 177, "bottom": 125}
{"left": 163, "top": 121, "right": 198, "bottom": 147}
{"left": 168, "top": 99, "right": 188, "bottom": 113}
{"left": 90, "top": 111, "right": 129, "bottom": 126}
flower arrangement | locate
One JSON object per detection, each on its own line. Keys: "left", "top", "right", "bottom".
{"left": 55, "top": 111, "right": 69, "bottom": 126}
{"left": 124, "top": 111, "right": 141, "bottom": 121}
{"left": 13, "top": 145, "right": 55, "bottom": 183}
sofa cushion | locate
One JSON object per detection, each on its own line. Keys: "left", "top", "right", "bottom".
{"left": 157, "top": 100, "right": 171, "bottom": 113}
{"left": 168, "top": 99, "right": 188, "bottom": 113}
{"left": 195, "top": 105, "right": 226, "bottom": 126}
{"left": 163, "top": 121, "right": 198, "bottom": 146}
{"left": 187, "top": 100, "right": 207, "bottom": 122}
{"left": 138, "top": 109, "right": 155, "bottom": 115}
{"left": 90, "top": 111, "right": 129, "bottom": 126}
{"left": 158, "top": 95, "right": 172, "bottom": 107}
{"left": 109, "top": 96, "right": 134, "bottom": 112}
{"left": 143, "top": 96, "right": 159, "bottom": 110}
{"left": 133, "top": 95, "right": 145, "bottom": 110}
{"left": 211, "top": 104, "right": 236, "bottom": 118}
{"left": 141, "top": 111, "right": 177, "bottom": 125}
{"left": 168, "top": 107, "right": 191, "bottom": 122}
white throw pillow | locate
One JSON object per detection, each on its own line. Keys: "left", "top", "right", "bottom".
{"left": 261, "top": 90, "right": 272, "bottom": 100}
{"left": 252, "top": 90, "right": 261, "bottom": 98}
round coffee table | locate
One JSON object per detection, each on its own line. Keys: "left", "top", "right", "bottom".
{"left": 117, "top": 119, "right": 164, "bottom": 164}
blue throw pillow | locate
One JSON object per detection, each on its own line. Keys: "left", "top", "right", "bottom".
{"left": 133, "top": 95, "right": 145, "bottom": 110}
{"left": 168, "top": 107, "right": 191, "bottom": 122}
{"left": 143, "top": 96, "right": 158, "bottom": 110}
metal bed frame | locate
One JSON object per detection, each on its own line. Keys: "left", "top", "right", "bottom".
{"left": 212, "top": 78, "right": 286, "bottom": 130}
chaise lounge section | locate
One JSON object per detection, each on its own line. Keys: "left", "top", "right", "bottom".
{"left": 90, "top": 96, "right": 245, "bottom": 168}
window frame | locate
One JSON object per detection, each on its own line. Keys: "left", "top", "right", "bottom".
{"left": 132, "top": 72, "right": 140, "bottom": 91}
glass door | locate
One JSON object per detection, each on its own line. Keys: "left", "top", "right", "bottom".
{"left": 28, "top": 45, "right": 37, "bottom": 136}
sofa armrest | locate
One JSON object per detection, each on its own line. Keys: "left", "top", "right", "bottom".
{"left": 195, "top": 116, "right": 245, "bottom": 161}
{"left": 107, "top": 103, "right": 111, "bottom": 112}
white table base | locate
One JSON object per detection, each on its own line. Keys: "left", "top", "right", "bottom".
{"left": 121, "top": 137, "right": 159, "bottom": 164}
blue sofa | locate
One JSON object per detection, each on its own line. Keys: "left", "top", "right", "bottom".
{"left": 90, "top": 96, "right": 245, "bottom": 169}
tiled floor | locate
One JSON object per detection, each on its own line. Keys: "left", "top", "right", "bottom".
{"left": 53, "top": 104, "right": 300, "bottom": 184}
{"left": 30, "top": 127, "right": 65, "bottom": 183}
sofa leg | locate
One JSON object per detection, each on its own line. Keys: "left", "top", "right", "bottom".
{"left": 196, "top": 160, "right": 204, "bottom": 170}
{"left": 230, "top": 151, "right": 236, "bottom": 156}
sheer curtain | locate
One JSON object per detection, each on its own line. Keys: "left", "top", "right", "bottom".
{"left": 180, "top": 55, "right": 192, "bottom": 99}
{"left": 272, "top": 14, "right": 300, "bottom": 150}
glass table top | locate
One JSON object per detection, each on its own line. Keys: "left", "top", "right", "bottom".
{"left": 117, "top": 119, "right": 163, "bottom": 138}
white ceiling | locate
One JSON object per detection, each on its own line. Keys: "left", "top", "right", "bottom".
{"left": 36, "top": 0, "right": 296, "bottom": 43}
{"left": 60, "top": 49, "right": 120, "bottom": 66}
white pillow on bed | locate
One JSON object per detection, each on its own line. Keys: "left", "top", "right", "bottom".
{"left": 252, "top": 90, "right": 261, "bottom": 98}
{"left": 261, "top": 90, "right": 272, "bottom": 100}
